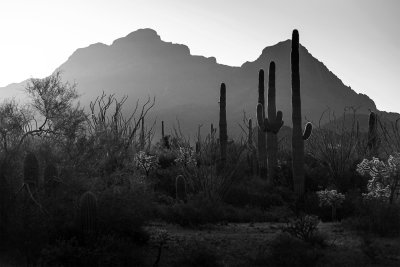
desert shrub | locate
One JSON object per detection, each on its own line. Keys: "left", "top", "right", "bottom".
{"left": 162, "top": 193, "right": 225, "bottom": 226}
{"left": 282, "top": 215, "right": 326, "bottom": 246}
{"left": 157, "top": 149, "right": 177, "bottom": 169}
{"left": 224, "top": 177, "right": 294, "bottom": 208}
{"left": 172, "top": 241, "right": 221, "bottom": 267}
{"left": 344, "top": 199, "right": 400, "bottom": 237}
{"left": 255, "top": 233, "right": 321, "bottom": 267}
{"left": 159, "top": 192, "right": 292, "bottom": 226}
{"left": 316, "top": 189, "right": 345, "bottom": 221}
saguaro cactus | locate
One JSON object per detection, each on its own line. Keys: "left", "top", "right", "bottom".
{"left": 219, "top": 83, "right": 227, "bottom": 170}
{"left": 175, "top": 175, "right": 187, "bottom": 201}
{"left": 161, "top": 121, "right": 170, "bottom": 149}
{"left": 257, "top": 70, "right": 268, "bottom": 178}
{"left": 257, "top": 63, "right": 284, "bottom": 185}
{"left": 79, "top": 191, "right": 98, "bottom": 235}
{"left": 367, "top": 111, "right": 378, "bottom": 156}
{"left": 291, "top": 29, "right": 312, "bottom": 197}
{"left": 267, "top": 62, "right": 283, "bottom": 184}
{"left": 24, "top": 152, "right": 39, "bottom": 191}
{"left": 247, "top": 119, "right": 256, "bottom": 175}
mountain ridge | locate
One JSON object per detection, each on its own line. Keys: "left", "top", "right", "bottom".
{"left": 0, "top": 28, "right": 386, "bottom": 137}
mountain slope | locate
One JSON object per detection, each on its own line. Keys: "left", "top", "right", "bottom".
{"left": 0, "top": 28, "right": 378, "bottom": 137}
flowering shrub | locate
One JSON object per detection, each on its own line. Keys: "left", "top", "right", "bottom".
{"left": 357, "top": 154, "right": 400, "bottom": 203}
{"left": 135, "top": 151, "right": 158, "bottom": 177}
{"left": 316, "top": 189, "right": 345, "bottom": 207}
{"left": 316, "top": 189, "right": 345, "bottom": 221}
{"left": 174, "top": 146, "right": 197, "bottom": 167}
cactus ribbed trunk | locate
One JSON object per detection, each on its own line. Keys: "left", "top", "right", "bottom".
{"left": 291, "top": 29, "right": 305, "bottom": 197}
{"left": 247, "top": 119, "right": 254, "bottom": 175}
{"left": 367, "top": 111, "right": 378, "bottom": 157}
{"left": 267, "top": 62, "right": 278, "bottom": 185}
{"left": 219, "top": 83, "right": 227, "bottom": 170}
{"left": 257, "top": 70, "right": 267, "bottom": 178}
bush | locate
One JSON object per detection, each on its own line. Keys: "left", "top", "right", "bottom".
{"left": 224, "top": 177, "right": 294, "bottom": 209}
{"left": 160, "top": 193, "right": 288, "bottom": 226}
{"left": 283, "top": 215, "right": 326, "bottom": 246}
{"left": 162, "top": 194, "right": 225, "bottom": 226}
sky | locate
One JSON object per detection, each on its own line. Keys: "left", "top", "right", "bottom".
{"left": 1, "top": 0, "right": 399, "bottom": 112}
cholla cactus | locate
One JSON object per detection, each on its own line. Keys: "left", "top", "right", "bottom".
{"left": 316, "top": 189, "right": 345, "bottom": 221}
{"left": 135, "top": 151, "right": 158, "bottom": 177}
{"left": 174, "top": 146, "right": 197, "bottom": 167}
{"left": 357, "top": 154, "right": 400, "bottom": 203}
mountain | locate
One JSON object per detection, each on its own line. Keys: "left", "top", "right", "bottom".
{"left": 0, "top": 28, "right": 380, "bottom": 138}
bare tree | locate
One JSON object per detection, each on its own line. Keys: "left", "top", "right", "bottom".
{"left": 307, "top": 108, "right": 363, "bottom": 188}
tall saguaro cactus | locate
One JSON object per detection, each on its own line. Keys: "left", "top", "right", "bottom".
{"left": 219, "top": 83, "right": 228, "bottom": 170}
{"left": 267, "top": 62, "right": 283, "bottom": 184}
{"left": 257, "top": 70, "right": 268, "bottom": 178}
{"left": 257, "top": 62, "right": 284, "bottom": 185}
{"left": 291, "top": 29, "right": 312, "bottom": 197}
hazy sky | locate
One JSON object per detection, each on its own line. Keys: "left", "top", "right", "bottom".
{"left": 1, "top": 0, "right": 399, "bottom": 112}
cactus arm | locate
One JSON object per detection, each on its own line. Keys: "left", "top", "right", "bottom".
{"left": 302, "top": 122, "right": 313, "bottom": 140}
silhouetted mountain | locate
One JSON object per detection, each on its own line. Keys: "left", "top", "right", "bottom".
{"left": 0, "top": 28, "right": 380, "bottom": 138}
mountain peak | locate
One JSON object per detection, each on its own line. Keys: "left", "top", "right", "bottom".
{"left": 113, "top": 28, "right": 161, "bottom": 46}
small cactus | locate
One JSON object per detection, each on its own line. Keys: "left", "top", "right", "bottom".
{"left": 175, "top": 175, "right": 187, "bottom": 201}
{"left": 79, "top": 191, "right": 98, "bottom": 235}
{"left": 24, "top": 152, "right": 39, "bottom": 191}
